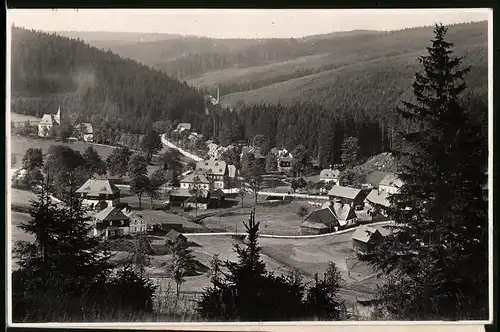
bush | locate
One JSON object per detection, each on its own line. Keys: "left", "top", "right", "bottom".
{"left": 297, "top": 206, "right": 309, "bottom": 218}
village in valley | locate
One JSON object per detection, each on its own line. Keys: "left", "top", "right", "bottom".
{"left": 11, "top": 99, "right": 402, "bottom": 316}
{"left": 8, "top": 9, "right": 489, "bottom": 324}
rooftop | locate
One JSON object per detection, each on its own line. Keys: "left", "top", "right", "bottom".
{"left": 76, "top": 178, "right": 120, "bottom": 195}
{"left": 196, "top": 158, "right": 227, "bottom": 176}
{"left": 379, "top": 173, "right": 403, "bottom": 188}
{"left": 328, "top": 185, "right": 362, "bottom": 200}
{"left": 94, "top": 206, "right": 130, "bottom": 222}
{"left": 366, "top": 189, "right": 391, "bottom": 207}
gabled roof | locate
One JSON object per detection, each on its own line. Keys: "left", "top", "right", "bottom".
{"left": 352, "top": 225, "right": 381, "bottom": 243}
{"left": 77, "top": 122, "right": 93, "bottom": 134}
{"left": 39, "top": 114, "right": 59, "bottom": 126}
{"left": 209, "top": 188, "right": 225, "bottom": 200}
{"left": 94, "top": 206, "right": 130, "bottom": 222}
{"left": 165, "top": 229, "right": 186, "bottom": 241}
{"left": 76, "top": 179, "right": 120, "bottom": 195}
{"left": 301, "top": 221, "right": 329, "bottom": 230}
{"left": 181, "top": 170, "right": 211, "bottom": 184}
{"left": 176, "top": 123, "right": 192, "bottom": 131}
{"left": 196, "top": 158, "right": 227, "bottom": 176}
{"left": 328, "top": 185, "right": 363, "bottom": 200}
{"left": 379, "top": 173, "right": 403, "bottom": 188}
{"left": 304, "top": 207, "right": 339, "bottom": 228}
{"left": 366, "top": 189, "right": 391, "bottom": 208}
{"left": 321, "top": 201, "right": 357, "bottom": 225}
{"left": 320, "top": 169, "right": 340, "bottom": 179}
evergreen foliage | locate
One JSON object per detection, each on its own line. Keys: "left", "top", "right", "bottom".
{"left": 359, "top": 24, "right": 488, "bottom": 320}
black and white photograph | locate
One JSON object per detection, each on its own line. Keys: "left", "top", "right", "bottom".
{"left": 6, "top": 8, "right": 493, "bottom": 326}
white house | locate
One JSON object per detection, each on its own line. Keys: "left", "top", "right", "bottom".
{"left": 175, "top": 123, "right": 192, "bottom": 132}
{"left": 76, "top": 178, "right": 121, "bottom": 210}
{"left": 378, "top": 173, "right": 403, "bottom": 194}
{"left": 320, "top": 168, "right": 341, "bottom": 184}
{"left": 196, "top": 158, "right": 229, "bottom": 189}
{"left": 179, "top": 170, "right": 213, "bottom": 190}
{"left": 38, "top": 106, "right": 61, "bottom": 137}
{"left": 121, "top": 207, "right": 148, "bottom": 234}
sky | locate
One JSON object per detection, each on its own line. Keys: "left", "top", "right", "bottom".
{"left": 8, "top": 8, "right": 490, "bottom": 39}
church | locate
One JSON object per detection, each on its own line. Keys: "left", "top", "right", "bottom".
{"left": 38, "top": 106, "right": 62, "bottom": 138}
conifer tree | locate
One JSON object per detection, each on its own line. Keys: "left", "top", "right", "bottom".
{"left": 360, "top": 24, "right": 488, "bottom": 320}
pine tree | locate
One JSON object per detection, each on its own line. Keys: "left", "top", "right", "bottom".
{"left": 128, "top": 231, "right": 154, "bottom": 279}
{"left": 360, "top": 24, "right": 488, "bottom": 320}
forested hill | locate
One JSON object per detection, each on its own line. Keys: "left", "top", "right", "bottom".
{"left": 10, "top": 26, "right": 207, "bottom": 134}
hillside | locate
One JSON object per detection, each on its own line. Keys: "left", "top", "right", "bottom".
{"left": 10, "top": 27, "right": 208, "bottom": 136}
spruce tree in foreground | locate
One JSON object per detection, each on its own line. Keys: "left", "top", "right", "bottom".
{"left": 360, "top": 24, "right": 488, "bottom": 320}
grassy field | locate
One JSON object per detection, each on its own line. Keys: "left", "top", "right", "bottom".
{"left": 10, "top": 112, "right": 42, "bottom": 124}
{"left": 201, "top": 200, "right": 312, "bottom": 235}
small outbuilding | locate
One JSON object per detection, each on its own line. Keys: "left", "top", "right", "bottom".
{"left": 351, "top": 225, "right": 385, "bottom": 255}
{"left": 165, "top": 229, "right": 188, "bottom": 246}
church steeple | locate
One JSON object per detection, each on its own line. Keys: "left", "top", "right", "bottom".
{"left": 55, "top": 105, "right": 61, "bottom": 123}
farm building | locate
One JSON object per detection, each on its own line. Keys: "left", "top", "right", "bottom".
{"left": 93, "top": 206, "right": 130, "bottom": 239}
{"left": 196, "top": 158, "right": 229, "bottom": 189}
{"left": 320, "top": 168, "right": 340, "bottom": 184}
{"left": 165, "top": 230, "right": 188, "bottom": 245}
{"left": 76, "top": 178, "right": 121, "bottom": 209}
{"left": 327, "top": 185, "right": 367, "bottom": 210}
{"left": 300, "top": 201, "right": 357, "bottom": 235}
{"left": 378, "top": 173, "right": 403, "bottom": 194}
{"left": 351, "top": 225, "right": 383, "bottom": 254}
{"left": 38, "top": 106, "right": 61, "bottom": 137}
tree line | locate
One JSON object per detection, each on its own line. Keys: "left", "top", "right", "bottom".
{"left": 10, "top": 26, "right": 208, "bottom": 135}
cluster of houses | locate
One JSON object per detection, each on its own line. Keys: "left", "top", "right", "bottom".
{"left": 38, "top": 106, "right": 94, "bottom": 142}
{"left": 299, "top": 173, "right": 402, "bottom": 236}
{"left": 75, "top": 178, "right": 147, "bottom": 238}
{"left": 168, "top": 157, "right": 237, "bottom": 210}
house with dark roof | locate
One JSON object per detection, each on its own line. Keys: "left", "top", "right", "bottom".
{"left": 196, "top": 158, "right": 229, "bottom": 189}
{"left": 352, "top": 225, "right": 389, "bottom": 254}
{"left": 300, "top": 201, "right": 357, "bottom": 235}
{"left": 378, "top": 173, "right": 403, "bottom": 194}
{"left": 320, "top": 168, "right": 340, "bottom": 184}
{"left": 165, "top": 229, "right": 188, "bottom": 245}
{"left": 93, "top": 206, "right": 130, "bottom": 238}
{"left": 327, "top": 185, "right": 367, "bottom": 210}
{"left": 76, "top": 178, "right": 121, "bottom": 209}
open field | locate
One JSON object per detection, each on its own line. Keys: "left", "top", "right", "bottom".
{"left": 201, "top": 201, "right": 311, "bottom": 235}
{"left": 10, "top": 112, "right": 42, "bottom": 125}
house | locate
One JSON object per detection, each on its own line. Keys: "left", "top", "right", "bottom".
{"left": 378, "top": 173, "right": 403, "bottom": 194}
{"left": 320, "top": 168, "right": 340, "bottom": 184}
{"left": 327, "top": 185, "right": 367, "bottom": 210}
{"left": 38, "top": 106, "right": 61, "bottom": 137}
{"left": 365, "top": 189, "right": 391, "bottom": 217}
{"left": 179, "top": 170, "right": 213, "bottom": 190}
{"left": 93, "top": 206, "right": 130, "bottom": 238}
{"left": 165, "top": 229, "right": 188, "bottom": 245}
{"left": 352, "top": 225, "right": 389, "bottom": 254}
{"left": 184, "top": 188, "right": 225, "bottom": 210}
{"left": 75, "top": 122, "right": 94, "bottom": 142}
{"left": 277, "top": 156, "right": 293, "bottom": 173}
{"left": 121, "top": 207, "right": 148, "bottom": 234}
{"left": 196, "top": 158, "right": 229, "bottom": 189}
{"left": 175, "top": 123, "right": 192, "bottom": 132}
{"left": 300, "top": 200, "right": 357, "bottom": 235}
{"left": 76, "top": 178, "right": 121, "bottom": 209}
